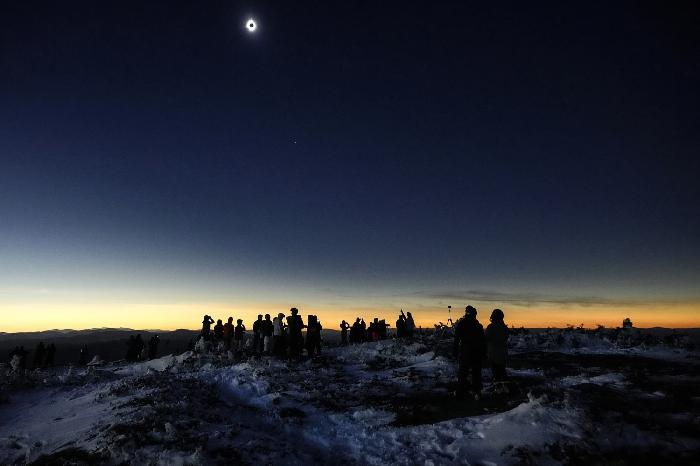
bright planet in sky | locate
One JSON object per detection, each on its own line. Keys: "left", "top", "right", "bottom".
{"left": 246, "top": 18, "right": 257, "bottom": 32}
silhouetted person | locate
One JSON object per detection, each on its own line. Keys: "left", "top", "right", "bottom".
{"left": 253, "top": 315, "right": 263, "bottom": 354}
{"left": 234, "top": 319, "right": 246, "bottom": 352}
{"left": 396, "top": 313, "right": 406, "bottom": 338}
{"left": 45, "top": 343, "right": 56, "bottom": 367}
{"left": 350, "top": 318, "right": 361, "bottom": 344}
{"left": 223, "top": 317, "right": 234, "bottom": 350}
{"left": 368, "top": 318, "right": 379, "bottom": 341}
{"left": 306, "top": 315, "right": 323, "bottom": 358}
{"left": 135, "top": 334, "right": 145, "bottom": 361}
{"left": 340, "top": 320, "right": 349, "bottom": 345}
{"left": 214, "top": 319, "right": 224, "bottom": 341}
{"left": 286, "top": 308, "right": 305, "bottom": 359}
{"left": 273, "top": 313, "right": 287, "bottom": 358}
{"left": 148, "top": 335, "right": 160, "bottom": 360}
{"left": 33, "top": 342, "right": 46, "bottom": 369}
{"left": 262, "top": 314, "right": 274, "bottom": 354}
{"left": 453, "top": 305, "right": 485, "bottom": 398}
{"left": 378, "top": 319, "right": 389, "bottom": 339}
{"left": 405, "top": 312, "right": 416, "bottom": 338}
{"left": 485, "top": 309, "right": 509, "bottom": 381}
{"left": 360, "top": 319, "right": 367, "bottom": 342}
{"left": 79, "top": 347, "right": 89, "bottom": 366}
{"left": 201, "top": 314, "right": 215, "bottom": 340}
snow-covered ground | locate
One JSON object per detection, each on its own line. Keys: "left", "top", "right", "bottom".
{"left": 1, "top": 333, "right": 698, "bottom": 465}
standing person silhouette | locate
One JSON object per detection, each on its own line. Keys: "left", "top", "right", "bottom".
{"left": 273, "top": 313, "right": 287, "bottom": 358}
{"left": 396, "top": 313, "right": 406, "bottom": 338}
{"left": 340, "top": 320, "right": 350, "bottom": 345}
{"left": 214, "top": 319, "right": 224, "bottom": 341}
{"left": 223, "top": 317, "right": 234, "bottom": 350}
{"left": 253, "top": 315, "right": 264, "bottom": 354}
{"left": 405, "top": 312, "right": 416, "bottom": 338}
{"left": 453, "top": 305, "right": 486, "bottom": 399}
{"left": 286, "top": 308, "right": 305, "bottom": 359}
{"left": 262, "top": 314, "right": 274, "bottom": 354}
{"left": 234, "top": 319, "right": 246, "bottom": 353}
{"left": 201, "top": 315, "right": 215, "bottom": 340}
{"left": 485, "top": 309, "right": 509, "bottom": 381}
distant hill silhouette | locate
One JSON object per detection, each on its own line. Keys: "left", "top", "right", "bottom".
{"left": 0, "top": 328, "right": 200, "bottom": 366}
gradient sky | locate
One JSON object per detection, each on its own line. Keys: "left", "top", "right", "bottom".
{"left": 1, "top": 1, "right": 699, "bottom": 332}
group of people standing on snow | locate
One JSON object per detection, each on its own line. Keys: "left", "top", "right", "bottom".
{"left": 453, "top": 305, "right": 509, "bottom": 399}
{"left": 199, "top": 308, "right": 324, "bottom": 360}
{"left": 339, "top": 310, "right": 415, "bottom": 345}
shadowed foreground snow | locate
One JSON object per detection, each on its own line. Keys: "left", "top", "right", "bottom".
{"left": 1, "top": 333, "right": 698, "bottom": 465}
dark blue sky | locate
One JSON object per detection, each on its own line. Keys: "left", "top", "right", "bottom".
{"left": 1, "top": 1, "right": 699, "bottom": 329}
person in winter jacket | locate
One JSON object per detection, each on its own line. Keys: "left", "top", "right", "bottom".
{"left": 453, "top": 305, "right": 486, "bottom": 398}
{"left": 350, "top": 318, "right": 361, "bottom": 344}
{"left": 252, "top": 315, "right": 264, "bottom": 354}
{"left": 306, "top": 315, "right": 323, "bottom": 358}
{"left": 286, "top": 308, "right": 305, "bottom": 359}
{"left": 340, "top": 320, "right": 350, "bottom": 345}
{"left": 201, "top": 315, "right": 215, "bottom": 340}
{"left": 273, "top": 313, "right": 287, "bottom": 358}
{"left": 485, "top": 309, "right": 509, "bottom": 381}
{"left": 234, "top": 319, "right": 246, "bottom": 352}
{"left": 396, "top": 314, "right": 406, "bottom": 338}
{"left": 262, "top": 314, "right": 274, "bottom": 354}
{"left": 405, "top": 312, "right": 416, "bottom": 338}
{"left": 214, "top": 319, "right": 224, "bottom": 341}
{"left": 223, "top": 317, "right": 234, "bottom": 350}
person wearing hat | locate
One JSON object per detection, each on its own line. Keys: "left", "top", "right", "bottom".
{"left": 453, "top": 305, "right": 486, "bottom": 399}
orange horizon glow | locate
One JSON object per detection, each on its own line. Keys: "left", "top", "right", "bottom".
{"left": 2, "top": 300, "right": 699, "bottom": 333}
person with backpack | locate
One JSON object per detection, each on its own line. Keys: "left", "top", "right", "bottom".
{"left": 485, "top": 309, "right": 509, "bottom": 381}
{"left": 453, "top": 305, "right": 486, "bottom": 399}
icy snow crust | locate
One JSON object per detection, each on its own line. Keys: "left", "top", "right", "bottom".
{"left": 1, "top": 333, "right": 698, "bottom": 465}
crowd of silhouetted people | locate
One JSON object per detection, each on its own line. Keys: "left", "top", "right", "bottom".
{"left": 6, "top": 305, "right": 512, "bottom": 401}
{"left": 197, "top": 308, "right": 328, "bottom": 360}
{"left": 194, "top": 307, "right": 425, "bottom": 361}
